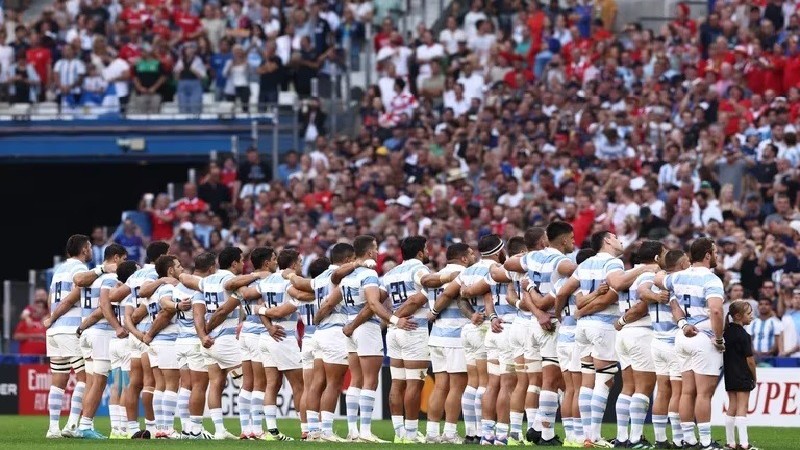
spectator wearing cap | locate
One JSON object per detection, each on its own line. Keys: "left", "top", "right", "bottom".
{"left": 748, "top": 297, "right": 784, "bottom": 363}
{"left": 639, "top": 206, "right": 669, "bottom": 240}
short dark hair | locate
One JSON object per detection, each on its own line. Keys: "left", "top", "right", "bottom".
{"left": 446, "top": 243, "right": 470, "bottom": 260}
{"left": 507, "top": 236, "right": 527, "bottom": 255}
{"left": 250, "top": 247, "right": 276, "bottom": 270}
{"left": 524, "top": 227, "right": 546, "bottom": 250}
{"left": 218, "top": 247, "right": 243, "bottom": 270}
{"left": 66, "top": 234, "right": 90, "bottom": 257}
{"left": 353, "top": 235, "right": 377, "bottom": 257}
{"left": 194, "top": 252, "right": 217, "bottom": 272}
{"left": 546, "top": 221, "right": 573, "bottom": 242}
{"left": 635, "top": 240, "right": 664, "bottom": 264}
{"left": 589, "top": 231, "right": 610, "bottom": 253}
{"left": 117, "top": 260, "right": 139, "bottom": 283}
{"left": 146, "top": 241, "right": 170, "bottom": 263}
{"left": 308, "top": 257, "right": 331, "bottom": 279}
{"left": 400, "top": 236, "right": 427, "bottom": 260}
{"left": 155, "top": 255, "right": 178, "bottom": 278}
{"left": 576, "top": 248, "right": 596, "bottom": 265}
{"left": 689, "top": 237, "right": 714, "bottom": 263}
{"left": 664, "top": 250, "right": 685, "bottom": 271}
{"left": 277, "top": 249, "right": 300, "bottom": 270}
{"left": 329, "top": 242, "right": 355, "bottom": 264}
{"left": 103, "top": 243, "right": 127, "bottom": 261}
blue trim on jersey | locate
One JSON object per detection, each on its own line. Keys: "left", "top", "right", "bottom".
{"left": 579, "top": 314, "right": 617, "bottom": 324}
{"left": 430, "top": 327, "right": 462, "bottom": 338}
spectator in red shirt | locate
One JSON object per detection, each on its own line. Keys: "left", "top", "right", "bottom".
{"left": 173, "top": 182, "right": 209, "bottom": 217}
{"left": 147, "top": 193, "right": 176, "bottom": 241}
{"left": 14, "top": 296, "right": 48, "bottom": 355}
{"left": 119, "top": 0, "right": 146, "bottom": 33}
{"left": 373, "top": 17, "right": 395, "bottom": 52}
{"left": 173, "top": 0, "right": 203, "bottom": 42}
{"left": 25, "top": 32, "right": 51, "bottom": 92}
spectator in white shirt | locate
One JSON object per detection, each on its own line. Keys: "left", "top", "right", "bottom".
{"left": 378, "top": 62, "right": 403, "bottom": 109}
{"left": 693, "top": 190, "right": 724, "bottom": 228}
{"left": 415, "top": 29, "right": 444, "bottom": 88}
{"left": 443, "top": 82, "right": 470, "bottom": 117}
{"left": 439, "top": 15, "right": 466, "bottom": 55}
{"left": 463, "top": 0, "right": 487, "bottom": 40}
{"left": 468, "top": 19, "right": 496, "bottom": 67}
{"left": 612, "top": 186, "right": 640, "bottom": 232}
{"left": 376, "top": 32, "right": 411, "bottom": 77}
{"left": 456, "top": 60, "right": 485, "bottom": 102}
{"left": 657, "top": 143, "right": 680, "bottom": 188}
{"left": 497, "top": 177, "right": 524, "bottom": 208}
{"left": 640, "top": 182, "right": 665, "bottom": 218}
{"left": 53, "top": 44, "right": 86, "bottom": 105}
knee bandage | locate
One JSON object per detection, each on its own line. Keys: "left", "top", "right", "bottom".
{"left": 50, "top": 357, "right": 72, "bottom": 374}
{"left": 526, "top": 360, "right": 543, "bottom": 373}
{"left": 595, "top": 363, "right": 619, "bottom": 386}
{"left": 405, "top": 368, "right": 428, "bottom": 381}
{"left": 487, "top": 362, "right": 501, "bottom": 376}
{"left": 93, "top": 359, "right": 111, "bottom": 376}
{"left": 71, "top": 356, "right": 86, "bottom": 373}
{"left": 526, "top": 385, "right": 541, "bottom": 395}
{"left": 230, "top": 366, "right": 243, "bottom": 379}
{"left": 390, "top": 366, "right": 405, "bottom": 380}
{"left": 542, "top": 356, "right": 559, "bottom": 368}
{"left": 515, "top": 363, "right": 527, "bottom": 373}
{"left": 580, "top": 361, "right": 595, "bottom": 375}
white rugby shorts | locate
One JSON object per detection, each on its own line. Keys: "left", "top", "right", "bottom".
{"left": 175, "top": 340, "right": 207, "bottom": 372}
{"left": 651, "top": 338, "right": 681, "bottom": 379}
{"left": 315, "top": 327, "right": 348, "bottom": 366}
{"left": 109, "top": 337, "right": 131, "bottom": 371}
{"left": 461, "top": 323, "right": 487, "bottom": 364}
{"left": 202, "top": 335, "right": 243, "bottom": 370}
{"left": 46, "top": 333, "right": 82, "bottom": 359}
{"left": 429, "top": 345, "right": 467, "bottom": 373}
{"left": 346, "top": 322, "right": 384, "bottom": 357}
{"left": 575, "top": 321, "right": 617, "bottom": 362}
{"left": 675, "top": 331, "right": 723, "bottom": 377}
{"left": 615, "top": 326, "right": 655, "bottom": 372}
{"left": 387, "top": 328, "right": 430, "bottom": 362}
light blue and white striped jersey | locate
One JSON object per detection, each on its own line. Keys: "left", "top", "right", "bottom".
{"left": 48, "top": 258, "right": 88, "bottom": 335}
{"left": 54, "top": 57, "right": 86, "bottom": 94}
{"left": 82, "top": 273, "right": 118, "bottom": 332}
{"left": 340, "top": 266, "right": 381, "bottom": 325}
{"left": 124, "top": 264, "right": 158, "bottom": 332}
{"left": 198, "top": 269, "right": 240, "bottom": 338}
{"left": 455, "top": 259, "right": 495, "bottom": 315}
{"left": 621, "top": 270, "right": 653, "bottom": 328}
{"left": 664, "top": 266, "right": 724, "bottom": 335}
{"left": 486, "top": 267, "right": 520, "bottom": 323}
{"left": 174, "top": 283, "right": 201, "bottom": 342}
{"left": 649, "top": 282, "right": 678, "bottom": 344}
{"left": 152, "top": 284, "right": 180, "bottom": 341}
{"left": 312, "top": 265, "right": 344, "bottom": 330}
{"left": 241, "top": 279, "right": 264, "bottom": 336}
{"left": 257, "top": 273, "right": 300, "bottom": 337}
{"left": 747, "top": 316, "right": 783, "bottom": 353}
{"left": 555, "top": 277, "right": 578, "bottom": 343}
{"left": 573, "top": 252, "right": 625, "bottom": 325}
{"left": 381, "top": 258, "right": 431, "bottom": 328}
{"left": 428, "top": 264, "right": 467, "bottom": 348}
{"left": 521, "top": 248, "right": 571, "bottom": 315}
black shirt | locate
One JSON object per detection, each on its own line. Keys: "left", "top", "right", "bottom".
{"left": 258, "top": 55, "right": 283, "bottom": 92}
{"left": 197, "top": 181, "right": 231, "bottom": 219}
{"left": 723, "top": 322, "right": 755, "bottom": 391}
{"left": 238, "top": 160, "right": 272, "bottom": 184}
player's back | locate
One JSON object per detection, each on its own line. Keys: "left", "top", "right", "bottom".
{"left": 575, "top": 252, "right": 624, "bottom": 324}
{"left": 664, "top": 266, "right": 724, "bottom": 335}
{"left": 258, "top": 273, "right": 298, "bottom": 336}
{"left": 622, "top": 270, "right": 653, "bottom": 327}
{"left": 313, "top": 266, "right": 345, "bottom": 330}
{"left": 174, "top": 283, "right": 201, "bottom": 342}
{"left": 48, "top": 258, "right": 88, "bottom": 334}
{"left": 523, "top": 247, "right": 569, "bottom": 304}
{"left": 556, "top": 277, "right": 579, "bottom": 338}
{"left": 151, "top": 284, "right": 180, "bottom": 341}
{"left": 648, "top": 282, "right": 678, "bottom": 344}
{"left": 458, "top": 259, "right": 494, "bottom": 314}
{"left": 199, "top": 269, "right": 238, "bottom": 337}
{"left": 125, "top": 264, "right": 158, "bottom": 330}
{"left": 429, "top": 263, "right": 467, "bottom": 348}
{"left": 382, "top": 259, "right": 430, "bottom": 325}
{"left": 83, "top": 273, "right": 118, "bottom": 332}
{"left": 340, "top": 266, "right": 381, "bottom": 325}
{"left": 488, "top": 268, "right": 519, "bottom": 323}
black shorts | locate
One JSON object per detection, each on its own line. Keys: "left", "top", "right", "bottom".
{"left": 724, "top": 373, "right": 755, "bottom": 392}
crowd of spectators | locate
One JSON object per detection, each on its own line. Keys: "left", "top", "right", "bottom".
{"left": 0, "top": 0, "right": 385, "bottom": 113}
{"left": 28, "top": 0, "right": 800, "bottom": 362}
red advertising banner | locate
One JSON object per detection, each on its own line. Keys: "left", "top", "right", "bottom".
{"left": 18, "top": 364, "right": 77, "bottom": 415}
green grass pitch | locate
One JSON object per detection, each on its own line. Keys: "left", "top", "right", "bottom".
{"left": 0, "top": 417, "right": 796, "bottom": 448}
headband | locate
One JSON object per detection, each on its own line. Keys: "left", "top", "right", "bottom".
{"left": 481, "top": 240, "right": 505, "bottom": 257}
